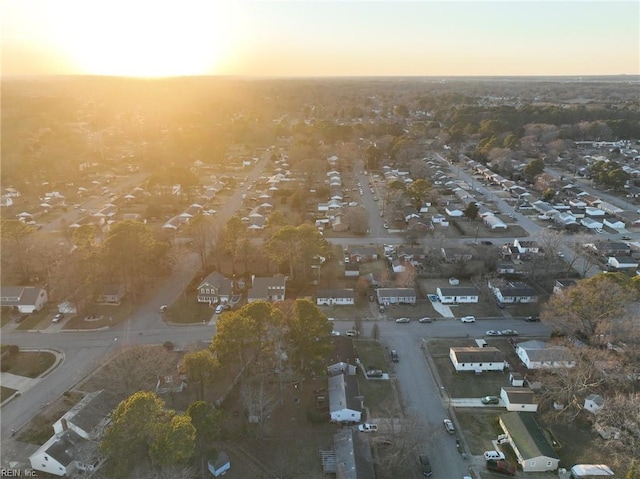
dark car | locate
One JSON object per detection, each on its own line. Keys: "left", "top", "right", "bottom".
{"left": 524, "top": 316, "right": 540, "bottom": 322}
{"left": 419, "top": 454, "right": 432, "bottom": 477}
{"left": 481, "top": 240, "right": 493, "bottom": 245}
{"left": 390, "top": 350, "right": 399, "bottom": 362}
{"left": 481, "top": 395, "right": 500, "bottom": 405}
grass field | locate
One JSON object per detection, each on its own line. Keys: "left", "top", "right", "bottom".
{"left": 1, "top": 350, "right": 56, "bottom": 378}
{"left": 1, "top": 386, "right": 18, "bottom": 402}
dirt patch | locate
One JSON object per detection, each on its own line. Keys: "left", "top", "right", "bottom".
{"left": 17, "top": 391, "right": 85, "bottom": 445}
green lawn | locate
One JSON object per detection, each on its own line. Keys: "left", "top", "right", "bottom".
{"left": 165, "top": 291, "right": 215, "bottom": 324}
{"left": 353, "top": 339, "right": 397, "bottom": 415}
{"left": 1, "top": 386, "right": 18, "bottom": 402}
{"left": 14, "top": 309, "right": 49, "bottom": 330}
{"left": 1, "top": 350, "right": 56, "bottom": 378}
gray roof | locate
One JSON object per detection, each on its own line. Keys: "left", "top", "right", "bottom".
{"left": 198, "top": 271, "right": 232, "bottom": 296}
{"left": 317, "top": 289, "right": 355, "bottom": 300}
{"left": 248, "top": 276, "right": 286, "bottom": 300}
{"left": 502, "top": 387, "right": 536, "bottom": 404}
{"left": 61, "top": 390, "right": 118, "bottom": 437}
{"left": 451, "top": 347, "right": 505, "bottom": 363}
{"left": 328, "top": 374, "right": 361, "bottom": 414}
{"left": 500, "top": 412, "right": 560, "bottom": 461}
{"left": 45, "top": 430, "right": 85, "bottom": 467}
{"left": 524, "top": 346, "right": 575, "bottom": 363}
{"left": 376, "top": 288, "right": 416, "bottom": 298}
{"left": 0, "top": 286, "right": 44, "bottom": 307}
{"left": 438, "top": 287, "right": 478, "bottom": 297}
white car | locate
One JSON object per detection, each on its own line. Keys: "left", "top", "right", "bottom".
{"left": 483, "top": 450, "right": 506, "bottom": 461}
{"left": 395, "top": 317, "right": 411, "bottom": 323}
{"left": 443, "top": 419, "right": 455, "bottom": 433}
{"left": 358, "top": 423, "right": 378, "bottom": 432}
{"left": 330, "top": 330, "right": 341, "bottom": 336}
{"left": 485, "top": 330, "right": 502, "bottom": 336}
{"left": 460, "top": 316, "right": 476, "bottom": 323}
{"left": 345, "top": 330, "right": 359, "bottom": 337}
{"left": 500, "top": 329, "right": 519, "bottom": 336}
{"left": 215, "top": 304, "right": 225, "bottom": 314}
{"left": 418, "top": 317, "right": 432, "bottom": 323}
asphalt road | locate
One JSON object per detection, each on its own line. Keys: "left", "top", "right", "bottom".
{"left": 0, "top": 153, "right": 272, "bottom": 442}
{"left": 332, "top": 317, "right": 551, "bottom": 478}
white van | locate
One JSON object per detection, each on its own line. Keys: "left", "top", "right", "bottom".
{"left": 483, "top": 451, "right": 505, "bottom": 461}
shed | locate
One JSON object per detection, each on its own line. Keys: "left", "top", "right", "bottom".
{"left": 584, "top": 394, "right": 604, "bottom": 414}
{"left": 207, "top": 451, "right": 231, "bottom": 477}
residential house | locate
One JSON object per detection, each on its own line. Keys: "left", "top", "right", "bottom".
{"left": 436, "top": 287, "right": 479, "bottom": 304}
{"left": 29, "top": 391, "right": 118, "bottom": 477}
{"left": 553, "top": 278, "right": 577, "bottom": 295}
{"left": 156, "top": 368, "right": 187, "bottom": 394}
{"left": 513, "top": 239, "right": 541, "bottom": 254}
{"left": 327, "top": 336, "right": 358, "bottom": 376}
{"left": 585, "top": 206, "right": 605, "bottom": 217}
{"left": 499, "top": 412, "right": 561, "bottom": 472}
{"left": 96, "top": 284, "right": 125, "bottom": 305}
{"left": 484, "top": 214, "right": 507, "bottom": 230}
{"left": 441, "top": 247, "right": 473, "bottom": 263}
{"left": 602, "top": 216, "right": 625, "bottom": 230}
{"left": 488, "top": 280, "right": 538, "bottom": 304}
{"left": 445, "top": 206, "right": 464, "bottom": 217}
{"left": 496, "top": 263, "right": 516, "bottom": 275}
{"left": 0, "top": 286, "right": 48, "bottom": 313}
{"left": 449, "top": 347, "right": 507, "bottom": 372}
{"left": 344, "top": 263, "right": 360, "bottom": 278}
{"left": 581, "top": 217, "right": 603, "bottom": 230}
{"left": 390, "top": 258, "right": 406, "bottom": 273}
{"left": 196, "top": 271, "right": 233, "bottom": 304}
{"left": 247, "top": 275, "right": 286, "bottom": 303}
{"left": 316, "top": 289, "right": 355, "bottom": 306}
{"left": 516, "top": 340, "right": 576, "bottom": 370}
{"left": 501, "top": 387, "right": 538, "bottom": 412}
{"left": 584, "top": 394, "right": 605, "bottom": 414}
{"left": 328, "top": 374, "right": 363, "bottom": 423}
{"left": 326, "top": 428, "right": 375, "bottom": 479}
{"left": 607, "top": 256, "right": 638, "bottom": 270}
{"left": 348, "top": 246, "right": 378, "bottom": 263}
{"left": 376, "top": 288, "right": 416, "bottom": 305}
{"left": 397, "top": 246, "right": 426, "bottom": 260}
{"left": 208, "top": 452, "right": 231, "bottom": 478}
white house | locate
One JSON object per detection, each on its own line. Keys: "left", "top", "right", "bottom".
{"left": 603, "top": 217, "right": 625, "bottom": 229}
{"left": 0, "top": 286, "right": 48, "bottom": 314}
{"left": 584, "top": 394, "right": 605, "bottom": 414}
{"left": 501, "top": 387, "right": 538, "bottom": 412}
{"left": 516, "top": 340, "right": 576, "bottom": 370}
{"left": 316, "top": 289, "right": 355, "bottom": 306}
{"left": 499, "top": 412, "right": 561, "bottom": 472}
{"left": 376, "top": 288, "right": 416, "bottom": 305}
{"left": 484, "top": 215, "right": 508, "bottom": 230}
{"left": 449, "top": 347, "right": 507, "bottom": 372}
{"left": 585, "top": 206, "right": 605, "bottom": 216}
{"left": 436, "top": 287, "right": 479, "bottom": 304}
{"left": 328, "top": 374, "right": 362, "bottom": 423}
{"left": 489, "top": 280, "right": 538, "bottom": 304}
{"left": 607, "top": 256, "right": 638, "bottom": 270}
{"left": 581, "top": 217, "right": 603, "bottom": 230}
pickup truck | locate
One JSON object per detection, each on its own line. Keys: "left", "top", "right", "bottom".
{"left": 486, "top": 459, "right": 516, "bottom": 476}
{"left": 358, "top": 423, "right": 378, "bottom": 433}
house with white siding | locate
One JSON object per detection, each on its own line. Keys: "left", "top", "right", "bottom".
{"left": 499, "top": 412, "right": 561, "bottom": 472}
{"left": 449, "top": 347, "right": 507, "bottom": 372}
{"left": 328, "top": 374, "right": 363, "bottom": 423}
{"left": 436, "top": 287, "right": 479, "bottom": 304}
{"left": 516, "top": 340, "right": 575, "bottom": 370}
{"left": 0, "top": 286, "right": 48, "bottom": 314}
{"left": 501, "top": 387, "right": 538, "bottom": 412}
{"left": 316, "top": 289, "right": 355, "bottom": 306}
{"left": 376, "top": 288, "right": 416, "bottom": 305}
{"left": 489, "top": 280, "right": 538, "bottom": 304}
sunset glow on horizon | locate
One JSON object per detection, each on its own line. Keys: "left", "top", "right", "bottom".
{"left": 2, "top": 0, "right": 639, "bottom": 78}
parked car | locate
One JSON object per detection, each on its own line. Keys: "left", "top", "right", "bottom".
{"left": 500, "top": 329, "right": 519, "bottom": 336}
{"left": 460, "top": 316, "right": 476, "bottom": 323}
{"left": 418, "top": 317, "right": 432, "bottom": 323}
{"left": 395, "top": 317, "right": 411, "bottom": 323}
{"left": 345, "top": 330, "right": 359, "bottom": 337}
{"left": 390, "top": 350, "right": 399, "bottom": 362}
{"left": 621, "top": 235, "right": 631, "bottom": 240}
{"left": 486, "top": 459, "right": 516, "bottom": 476}
{"left": 159, "top": 305, "right": 168, "bottom": 313}
{"left": 52, "top": 313, "right": 64, "bottom": 323}
{"left": 358, "top": 423, "right": 378, "bottom": 433}
{"left": 215, "top": 304, "right": 225, "bottom": 314}
{"left": 419, "top": 454, "right": 433, "bottom": 477}
{"left": 443, "top": 419, "right": 455, "bottom": 433}
{"left": 484, "top": 451, "right": 506, "bottom": 461}
{"left": 330, "top": 330, "right": 341, "bottom": 337}
{"left": 524, "top": 316, "right": 540, "bottom": 322}
{"left": 481, "top": 396, "right": 500, "bottom": 405}
{"left": 366, "top": 370, "right": 383, "bottom": 378}
{"left": 481, "top": 240, "right": 493, "bottom": 245}
{"left": 485, "top": 330, "right": 502, "bottom": 336}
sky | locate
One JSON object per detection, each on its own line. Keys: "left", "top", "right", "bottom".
{"left": 2, "top": 0, "right": 639, "bottom": 77}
